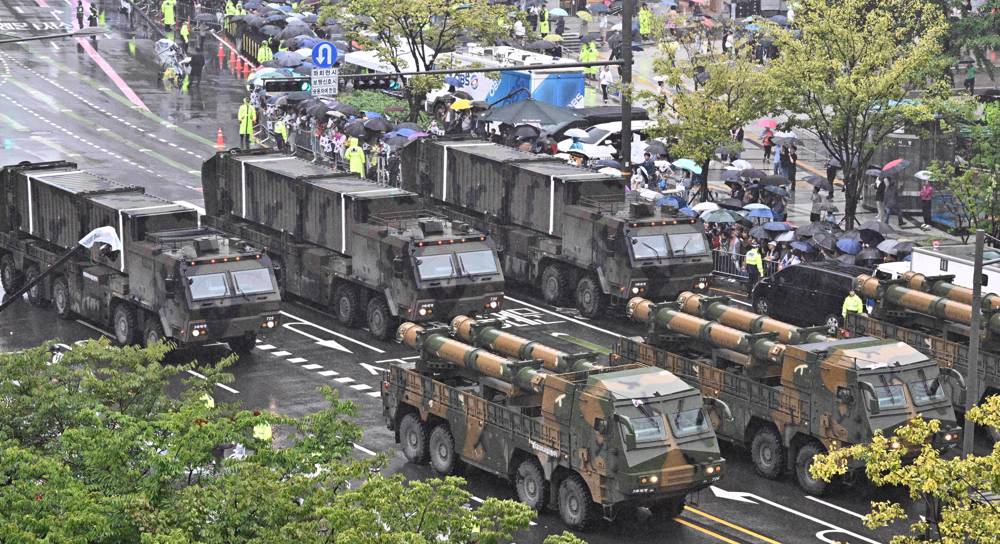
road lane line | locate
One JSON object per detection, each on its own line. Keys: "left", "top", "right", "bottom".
{"left": 353, "top": 443, "right": 377, "bottom": 456}
{"left": 185, "top": 369, "right": 240, "bottom": 394}
{"left": 505, "top": 296, "right": 622, "bottom": 338}
{"left": 675, "top": 517, "right": 743, "bottom": 544}
{"left": 805, "top": 497, "right": 867, "bottom": 521}
{"left": 279, "top": 309, "right": 385, "bottom": 353}
{"left": 685, "top": 506, "right": 782, "bottom": 544}
{"left": 317, "top": 370, "right": 339, "bottom": 377}
{"left": 301, "top": 364, "right": 323, "bottom": 370}
{"left": 74, "top": 319, "right": 111, "bottom": 337}
{"left": 287, "top": 357, "right": 308, "bottom": 364}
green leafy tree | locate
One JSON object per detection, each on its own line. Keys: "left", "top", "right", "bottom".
{"left": 0, "top": 340, "right": 536, "bottom": 543}
{"left": 811, "top": 396, "right": 1000, "bottom": 543}
{"left": 643, "top": 23, "right": 776, "bottom": 202}
{"left": 334, "top": 0, "right": 511, "bottom": 120}
{"left": 768, "top": 0, "right": 951, "bottom": 228}
{"left": 945, "top": 0, "right": 1000, "bottom": 80}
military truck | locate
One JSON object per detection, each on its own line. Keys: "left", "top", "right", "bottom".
{"left": 383, "top": 321, "right": 727, "bottom": 529}
{"left": 401, "top": 139, "right": 711, "bottom": 317}
{"left": 0, "top": 161, "right": 281, "bottom": 352}
{"left": 616, "top": 293, "right": 962, "bottom": 495}
{"left": 201, "top": 150, "right": 505, "bottom": 339}
{"left": 849, "top": 272, "right": 1000, "bottom": 412}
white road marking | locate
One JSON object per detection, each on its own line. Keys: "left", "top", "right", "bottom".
{"left": 74, "top": 319, "right": 112, "bottom": 337}
{"left": 280, "top": 309, "right": 385, "bottom": 353}
{"left": 349, "top": 384, "right": 372, "bottom": 391}
{"left": 271, "top": 350, "right": 292, "bottom": 357}
{"left": 287, "top": 357, "right": 308, "bottom": 364}
{"left": 505, "top": 296, "right": 622, "bottom": 339}
{"left": 366, "top": 391, "right": 381, "bottom": 398}
{"left": 353, "top": 443, "right": 377, "bottom": 456}
{"left": 255, "top": 344, "right": 276, "bottom": 351}
{"left": 806, "top": 497, "right": 867, "bottom": 521}
{"left": 334, "top": 377, "right": 355, "bottom": 383}
{"left": 301, "top": 364, "right": 323, "bottom": 370}
{"left": 317, "top": 370, "right": 339, "bottom": 377}
{"left": 359, "top": 362, "right": 387, "bottom": 375}
{"left": 185, "top": 369, "right": 240, "bottom": 394}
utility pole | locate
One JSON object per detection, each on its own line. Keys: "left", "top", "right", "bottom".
{"left": 963, "top": 229, "right": 985, "bottom": 457}
{"left": 620, "top": 0, "right": 633, "bottom": 171}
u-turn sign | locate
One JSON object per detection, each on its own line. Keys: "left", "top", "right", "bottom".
{"left": 311, "top": 41, "right": 338, "bottom": 68}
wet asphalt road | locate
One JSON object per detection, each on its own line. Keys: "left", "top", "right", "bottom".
{"left": 0, "top": 4, "right": 962, "bottom": 543}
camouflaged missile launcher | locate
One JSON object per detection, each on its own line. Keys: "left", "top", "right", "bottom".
{"left": 383, "top": 322, "right": 724, "bottom": 530}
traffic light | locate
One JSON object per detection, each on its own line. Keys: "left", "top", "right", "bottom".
{"left": 263, "top": 77, "right": 312, "bottom": 93}
{"left": 348, "top": 75, "right": 402, "bottom": 91}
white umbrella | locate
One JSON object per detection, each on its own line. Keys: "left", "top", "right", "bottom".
{"left": 915, "top": 170, "right": 933, "bottom": 181}
{"left": 598, "top": 167, "right": 624, "bottom": 176}
{"left": 731, "top": 159, "right": 753, "bottom": 170}
{"left": 743, "top": 203, "right": 770, "bottom": 211}
{"left": 295, "top": 47, "right": 312, "bottom": 57}
{"left": 564, "top": 128, "right": 589, "bottom": 139}
{"left": 692, "top": 202, "right": 720, "bottom": 212}
{"left": 776, "top": 231, "right": 796, "bottom": 242}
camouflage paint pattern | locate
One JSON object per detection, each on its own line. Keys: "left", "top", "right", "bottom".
{"left": 451, "top": 316, "right": 603, "bottom": 373}
{"left": 857, "top": 274, "right": 1000, "bottom": 335}
{"left": 385, "top": 322, "right": 725, "bottom": 520}
{"left": 677, "top": 292, "right": 830, "bottom": 343}
{"left": 618, "top": 297, "right": 961, "bottom": 482}
{"left": 902, "top": 271, "right": 1000, "bottom": 311}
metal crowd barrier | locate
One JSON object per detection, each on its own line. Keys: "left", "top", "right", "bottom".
{"left": 711, "top": 249, "right": 780, "bottom": 281}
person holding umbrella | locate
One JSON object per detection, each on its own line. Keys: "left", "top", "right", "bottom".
{"left": 825, "top": 157, "right": 839, "bottom": 199}
{"left": 883, "top": 176, "right": 903, "bottom": 227}
{"left": 761, "top": 126, "right": 774, "bottom": 164}
{"left": 919, "top": 178, "right": 933, "bottom": 230}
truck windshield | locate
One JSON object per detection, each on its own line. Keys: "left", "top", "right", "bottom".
{"left": 669, "top": 408, "right": 711, "bottom": 438}
{"left": 458, "top": 250, "right": 498, "bottom": 276}
{"left": 909, "top": 378, "right": 948, "bottom": 406}
{"left": 416, "top": 254, "right": 456, "bottom": 280}
{"left": 189, "top": 273, "right": 229, "bottom": 300}
{"left": 624, "top": 415, "right": 668, "bottom": 445}
{"left": 668, "top": 233, "right": 708, "bottom": 256}
{"left": 864, "top": 382, "right": 908, "bottom": 411}
{"left": 232, "top": 269, "right": 274, "bottom": 295}
{"left": 631, "top": 235, "right": 668, "bottom": 260}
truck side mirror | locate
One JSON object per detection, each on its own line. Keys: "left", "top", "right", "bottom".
{"left": 392, "top": 257, "right": 405, "bottom": 277}
{"left": 858, "top": 382, "right": 880, "bottom": 415}
{"left": 938, "top": 368, "right": 968, "bottom": 406}
{"left": 704, "top": 397, "right": 734, "bottom": 423}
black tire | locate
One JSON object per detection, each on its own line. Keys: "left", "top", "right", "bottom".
{"left": 753, "top": 296, "right": 769, "bottom": 316}
{"left": 429, "top": 424, "right": 463, "bottom": 475}
{"left": 575, "top": 275, "right": 607, "bottom": 318}
{"left": 558, "top": 474, "right": 600, "bottom": 531}
{"left": 367, "top": 296, "right": 396, "bottom": 341}
{"left": 399, "top": 413, "right": 429, "bottom": 464}
{"left": 516, "top": 458, "right": 549, "bottom": 512}
{"left": 52, "top": 276, "right": 72, "bottom": 320}
{"left": 334, "top": 284, "right": 362, "bottom": 327}
{"left": 649, "top": 497, "right": 686, "bottom": 518}
{"left": 112, "top": 303, "right": 138, "bottom": 346}
{"left": 0, "top": 254, "right": 20, "bottom": 293}
{"left": 24, "top": 264, "right": 47, "bottom": 307}
{"left": 540, "top": 263, "right": 569, "bottom": 305}
{"left": 750, "top": 426, "right": 786, "bottom": 479}
{"left": 823, "top": 314, "right": 841, "bottom": 331}
{"left": 228, "top": 333, "right": 257, "bottom": 356}
{"left": 795, "top": 442, "right": 829, "bottom": 496}
{"left": 144, "top": 319, "right": 166, "bottom": 347}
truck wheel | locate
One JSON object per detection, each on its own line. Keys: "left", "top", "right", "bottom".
{"left": 144, "top": 319, "right": 166, "bottom": 347}
{"left": 367, "top": 296, "right": 396, "bottom": 341}
{"left": 228, "top": 333, "right": 257, "bottom": 356}
{"left": 751, "top": 427, "right": 786, "bottom": 479}
{"left": 575, "top": 275, "right": 607, "bottom": 318}
{"left": 52, "top": 277, "right": 73, "bottom": 319}
{"left": 515, "top": 458, "right": 549, "bottom": 512}
{"left": 429, "top": 424, "right": 463, "bottom": 475}
{"left": 558, "top": 473, "right": 599, "bottom": 531}
{"left": 540, "top": 264, "right": 569, "bottom": 305}
{"left": 399, "top": 413, "right": 429, "bottom": 464}
{"left": 24, "top": 264, "right": 48, "bottom": 307}
{"left": 649, "top": 497, "right": 685, "bottom": 518}
{"left": 112, "top": 303, "right": 138, "bottom": 346}
{"left": 0, "top": 254, "right": 20, "bottom": 292}
{"left": 795, "top": 442, "right": 829, "bottom": 496}
{"left": 334, "top": 284, "right": 362, "bottom": 326}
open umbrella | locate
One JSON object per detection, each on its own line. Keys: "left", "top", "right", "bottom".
{"left": 856, "top": 247, "right": 882, "bottom": 264}
{"left": 882, "top": 158, "right": 910, "bottom": 176}
{"left": 740, "top": 168, "right": 767, "bottom": 180}
{"left": 876, "top": 239, "right": 903, "bottom": 255}
{"left": 274, "top": 51, "right": 304, "bottom": 67}
{"left": 775, "top": 231, "right": 796, "bottom": 242}
{"left": 342, "top": 120, "right": 367, "bottom": 138}
{"left": 512, "top": 125, "right": 541, "bottom": 141}
{"left": 749, "top": 226, "right": 769, "bottom": 239}
{"left": 363, "top": 117, "right": 393, "bottom": 133}
{"left": 691, "top": 201, "right": 720, "bottom": 213}
{"left": 548, "top": 7, "right": 569, "bottom": 16}
{"left": 803, "top": 174, "right": 831, "bottom": 191}
{"left": 797, "top": 222, "right": 838, "bottom": 238}
{"left": 762, "top": 221, "right": 794, "bottom": 233}
{"left": 279, "top": 21, "right": 313, "bottom": 40}
{"left": 760, "top": 118, "right": 778, "bottom": 129}
{"left": 865, "top": 168, "right": 883, "bottom": 177}
{"left": 700, "top": 209, "right": 743, "bottom": 223}
{"left": 915, "top": 170, "right": 933, "bottom": 181}
{"left": 731, "top": 159, "right": 753, "bottom": 171}
{"left": 478, "top": 99, "right": 581, "bottom": 126}
{"left": 564, "top": 127, "right": 589, "bottom": 139}
{"left": 588, "top": 3, "right": 609, "bottom": 12}
{"left": 450, "top": 99, "right": 473, "bottom": 111}
{"left": 524, "top": 40, "right": 560, "bottom": 52}
{"left": 331, "top": 102, "right": 362, "bottom": 117}
{"left": 858, "top": 220, "right": 894, "bottom": 237}
{"left": 544, "top": 34, "right": 564, "bottom": 42}
{"left": 577, "top": 10, "right": 593, "bottom": 21}
{"left": 743, "top": 203, "right": 770, "bottom": 211}
{"left": 723, "top": 171, "right": 743, "bottom": 183}
{"left": 836, "top": 238, "right": 861, "bottom": 255}
{"left": 716, "top": 198, "right": 744, "bottom": 210}
{"left": 812, "top": 232, "right": 837, "bottom": 251}
{"left": 748, "top": 208, "right": 774, "bottom": 220}
{"left": 759, "top": 174, "right": 789, "bottom": 186}
{"left": 644, "top": 140, "right": 669, "bottom": 156}
{"left": 672, "top": 158, "right": 703, "bottom": 174}
{"left": 790, "top": 241, "right": 814, "bottom": 253}
{"left": 595, "top": 159, "right": 623, "bottom": 169}
{"left": 763, "top": 186, "right": 789, "bottom": 198}
{"left": 769, "top": 14, "right": 789, "bottom": 25}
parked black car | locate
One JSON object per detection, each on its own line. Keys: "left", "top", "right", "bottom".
{"left": 751, "top": 261, "right": 872, "bottom": 329}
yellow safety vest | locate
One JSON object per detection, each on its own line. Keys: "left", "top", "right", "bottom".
{"left": 238, "top": 103, "right": 256, "bottom": 135}
{"left": 842, "top": 294, "right": 863, "bottom": 317}
{"left": 745, "top": 248, "right": 763, "bottom": 274}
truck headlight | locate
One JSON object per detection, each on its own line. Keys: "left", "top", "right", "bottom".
{"left": 484, "top": 295, "right": 502, "bottom": 310}
{"left": 418, "top": 307, "right": 429, "bottom": 316}
{"left": 943, "top": 432, "right": 958, "bottom": 442}
{"left": 190, "top": 322, "right": 208, "bottom": 337}
{"left": 260, "top": 316, "right": 278, "bottom": 329}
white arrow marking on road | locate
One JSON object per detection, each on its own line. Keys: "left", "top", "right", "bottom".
{"left": 281, "top": 322, "right": 352, "bottom": 354}
{"left": 806, "top": 496, "right": 867, "bottom": 520}
{"left": 709, "top": 486, "right": 881, "bottom": 544}
{"left": 280, "top": 310, "right": 385, "bottom": 353}
{"left": 359, "top": 362, "right": 387, "bottom": 376}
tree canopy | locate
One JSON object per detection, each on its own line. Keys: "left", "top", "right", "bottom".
{"left": 768, "top": 0, "right": 951, "bottom": 228}
{"left": 0, "top": 340, "right": 556, "bottom": 543}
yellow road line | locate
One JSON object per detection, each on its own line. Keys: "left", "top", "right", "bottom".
{"left": 675, "top": 517, "right": 743, "bottom": 544}
{"left": 685, "top": 506, "right": 783, "bottom": 544}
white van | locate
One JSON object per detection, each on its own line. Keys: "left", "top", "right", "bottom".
{"left": 908, "top": 244, "right": 1000, "bottom": 296}
{"left": 556, "top": 120, "right": 657, "bottom": 162}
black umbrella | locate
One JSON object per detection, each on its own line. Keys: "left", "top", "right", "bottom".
{"left": 343, "top": 120, "right": 367, "bottom": 137}
{"left": 797, "top": 221, "right": 838, "bottom": 238}
{"left": 264, "top": 13, "right": 287, "bottom": 24}
{"left": 243, "top": 14, "right": 266, "bottom": 27}
{"left": 525, "top": 40, "right": 560, "bottom": 51}
{"left": 803, "top": 174, "right": 831, "bottom": 191}
{"left": 837, "top": 254, "right": 859, "bottom": 265}
{"left": 812, "top": 232, "right": 837, "bottom": 251}
{"left": 749, "top": 226, "right": 769, "bottom": 239}
{"left": 363, "top": 117, "right": 394, "bottom": 133}
{"left": 396, "top": 122, "right": 422, "bottom": 131}
{"left": 279, "top": 21, "right": 314, "bottom": 40}
{"left": 865, "top": 168, "right": 883, "bottom": 177}
{"left": 759, "top": 174, "right": 789, "bottom": 186}
{"left": 331, "top": 102, "right": 362, "bottom": 117}
{"left": 384, "top": 135, "right": 410, "bottom": 148}
{"left": 858, "top": 220, "right": 894, "bottom": 236}
{"left": 307, "top": 104, "right": 331, "bottom": 118}
{"left": 283, "top": 90, "right": 311, "bottom": 102}
{"left": 856, "top": 247, "right": 883, "bottom": 264}
{"left": 478, "top": 99, "right": 581, "bottom": 126}
{"left": 512, "top": 124, "right": 541, "bottom": 141}
{"left": 740, "top": 168, "right": 767, "bottom": 180}
{"left": 763, "top": 186, "right": 789, "bottom": 198}
{"left": 723, "top": 170, "right": 742, "bottom": 183}
{"left": 644, "top": 140, "right": 669, "bottom": 156}
{"left": 716, "top": 197, "right": 744, "bottom": 210}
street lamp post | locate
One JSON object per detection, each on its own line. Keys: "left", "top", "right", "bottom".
{"left": 620, "top": 0, "right": 633, "bottom": 172}
{"left": 963, "top": 230, "right": 1000, "bottom": 456}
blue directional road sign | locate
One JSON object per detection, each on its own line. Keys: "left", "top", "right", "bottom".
{"left": 311, "top": 41, "right": 338, "bottom": 68}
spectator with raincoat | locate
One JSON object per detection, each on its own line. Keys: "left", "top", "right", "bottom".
{"left": 161, "top": 0, "right": 175, "bottom": 32}
{"left": 638, "top": 3, "right": 652, "bottom": 41}
{"left": 238, "top": 97, "right": 256, "bottom": 149}
{"left": 344, "top": 138, "right": 366, "bottom": 176}
{"left": 257, "top": 39, "right": 274, "bottom": 63}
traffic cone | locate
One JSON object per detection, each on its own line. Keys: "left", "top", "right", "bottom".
{"left": 229, "top": 49, "right": 236, "bottom": 65}
{"left": 218, "top": 43, "right": 225, "bottom": 61}
{"left": 215, "top": 128, "right": 226, "bottom": 150}
{"left": 243, "top": 59, "right": 253, "bottom": 77}
{"left": 234, "top": 56, "right": 242, "bottom": 73}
